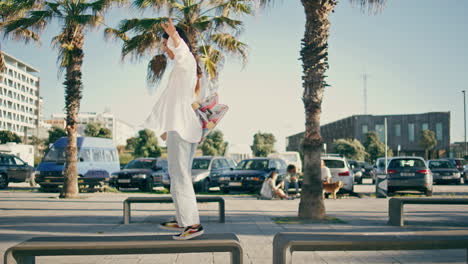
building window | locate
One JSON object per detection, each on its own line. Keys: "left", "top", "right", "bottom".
{"left": 408, "top": 123, "right": 415, "bottom": 142}
{"left": 362, "top": 125, "right": 368, "bottom": 134}
{"left": 395, "top": 124, "right": 401, "bottom": 137}
{"left": 422, "top": 123, "right": 428, "bottom": 131}
{"left": 375, "top": 124, "right": 385, "bottom": 142}
{"left": 436, "top": 123, "right": 443, "bottom": 141}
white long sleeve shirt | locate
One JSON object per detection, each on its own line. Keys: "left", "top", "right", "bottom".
{"left": 144, "top": 34, "right": 202, "bottom": 143}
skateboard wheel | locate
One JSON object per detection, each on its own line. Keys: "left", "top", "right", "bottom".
{"left": 206, "top": 122, "right": 215, "bottom": 129}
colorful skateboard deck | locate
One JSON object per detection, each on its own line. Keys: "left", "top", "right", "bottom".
{"left": 192, "top": 93, "right": 228, "bottom": 143}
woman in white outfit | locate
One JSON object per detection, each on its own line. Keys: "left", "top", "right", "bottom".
{"left": 146, "top": 18, "right": 204, "bottom": 240}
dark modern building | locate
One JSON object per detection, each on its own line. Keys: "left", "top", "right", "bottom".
{"left": 286, "top": 112, "right": 451, "bottom": 158}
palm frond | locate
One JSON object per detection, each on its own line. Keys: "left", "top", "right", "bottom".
{"left": 198, "top": 45, "right": 224, "bottom": 80}
{"left": 146, "top": 53, "right": 167, "bottom": 91}
{"left": 211, "top": 32, "right": 247, "bottom": 64}
{"left": 88, "top": 0, "right": 128, "bottom": 13}
{"left": 122, "top": 31, "right": 160, "bottom": 60}
{"left": 3, "top": 10, "right": 53, "bottom": 34}
{"left": 10, "top": 27, "right": 41, "bottom": 43}
{"left": 104, "top": 27, "right": 129, "bottom": 41}
{"left": 117, "top": 17, "right": 166, "bottom": 34}
{"left": 68, "top": 14, "right": 103, "bottom": 27}
{"left": 349, "top": 0, "right": 386, "bottom": 13}
{"left": 132, "top": 0, "right": 170, "bottom": 10}
{"left": 211, "top": 16, "right": 242, "bottom": 31}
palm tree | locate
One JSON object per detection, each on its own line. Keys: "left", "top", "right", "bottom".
{"left": 257, "top": 0, "right": 387, "bottom": 219}
{"left": 105, "top": 0, "right": 251, "bottom": 88}
{"left": 0, "top": 0, "right": 41, "bottom": 73}
{"left": 4, "top": 0, "right": 125, "bottom": 198}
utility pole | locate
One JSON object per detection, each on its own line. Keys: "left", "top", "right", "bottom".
{"left": 363, "top": 74, "right": 368, "bottom": 115}
{"left": 463, "top": 90, "right": 467, "bottom": 157}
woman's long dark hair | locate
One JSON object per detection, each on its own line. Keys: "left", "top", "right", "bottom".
{"left": 163, "top": 26, "right": 202, "bottom": 96}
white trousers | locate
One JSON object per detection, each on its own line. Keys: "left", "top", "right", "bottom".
{"left": 166, "top": 131, "right": 200, "bottom": 227}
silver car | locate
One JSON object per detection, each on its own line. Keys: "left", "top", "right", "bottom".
{"left": 387, "top": 156, "right": 433, "bottom": 196}
{"left": 321, "top": 156, "right": 354, "bottom": 193}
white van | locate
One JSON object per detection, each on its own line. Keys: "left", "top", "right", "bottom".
{"left": 268, "top": 151, "right": 302, "bottom": 172}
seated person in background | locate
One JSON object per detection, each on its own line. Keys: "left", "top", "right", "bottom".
{"left": 260, "top": 171, "right": 289, "bottom": 200}
{"left": 321, "top": 160, "right": 332, "bottom": 183}
{"left": 284, "top": 164, "right": 300, "bottom": 197}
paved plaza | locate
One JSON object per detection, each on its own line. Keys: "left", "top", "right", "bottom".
{"left": 1, "top": 183, "right": 468, "bottom": 264}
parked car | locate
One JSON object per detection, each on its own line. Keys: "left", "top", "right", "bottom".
{"left": 0, "top": 153, "right": 35, "bottom": 189}
{"left": 191, "top": 156, "right": 236, "bottom": 193}
{"left": 348, "top": 160, "right": 364, "bottom": 184}
{"left": 218, "top": 158, "right": 287, "bottom": 193}
{"left": 321, "top": 156, "right": 354, "bottom": 193}
{"left": 35, "top": 137, "right": 120, "bottom": 191}
{"left": 446, "top": 158, "right": 466, "bottom": 175}
{"left": 464, "top": 165, "right": 468, "bottom": 184}
{"left": 359, "top": 161, "right": 373, "bottom": 181}
{"left": 428, "top": 159, "right": 462, "bottom": 185}
{"left": 268, "top": 152, "right": 302, "bottom": 173}
{"left": 387, "top": 157, "right": 433, "bottom": 196}
{"left": 371, "top": 157, "right": 388, "bottom": 184}
{"left": 110, "top": 158, "right": 168, "bottom": 191}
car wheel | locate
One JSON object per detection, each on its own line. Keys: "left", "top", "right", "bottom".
{"left": 142, "top": 179, "right": 154, "bottom": 192}
{"left": 0, "top": 174, "right": 8, "bottom": 189}
{"left": 195, "top": 179, "right": 210, "bottom": 193}
{"left": 425, "top": 189, "right": 433, "bottom": 197}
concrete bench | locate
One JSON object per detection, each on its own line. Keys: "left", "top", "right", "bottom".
{"left": 123, "top": 196, "right": 225, "bottom": 224}
{"left": 389, "top": 197, "right": 468, "bottom": 226}
{"left": 4, "top": 233, "right": 243, "bottom": 264}
{"left": 273, "top": 232, "right": 468, "bottom": 264}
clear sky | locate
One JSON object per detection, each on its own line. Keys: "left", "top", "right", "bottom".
{"left": 3, "top": 0, "right": 467, "bottom": 151}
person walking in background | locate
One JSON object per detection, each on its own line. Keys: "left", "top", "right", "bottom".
{"left": 260, "top": 171, "right": 289, "bottom": 200}
{"left": 284, "top": 164, "right": 300, "bottom": 197}
{"left": 145, "top": 18, "right": 204, "bottom": 240}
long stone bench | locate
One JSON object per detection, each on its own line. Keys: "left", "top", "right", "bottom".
{"left": 273, "top": 232, "right": 468, "bottom": 264}
{"left": 4, "top": 233, "right": 243, "bottom": 264}
{"left": 123, "top": 196, "right": 225, "bottom": 224}
{"left": 389, "top": 197, "right": 468, "bottom": 226}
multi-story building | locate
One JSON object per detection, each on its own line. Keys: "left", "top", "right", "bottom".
{"left": 286, "top": 112, "right": 451, "bottom": 158}
{"left": 0, "top": 52, "right": 41, "bottom": 137}
{"left": 47, "top": 111, "right": 137, "bottom": 145}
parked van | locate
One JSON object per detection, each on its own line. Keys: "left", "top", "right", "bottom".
{"left": 268, "top": 151, "right": 302, "bottom": 173}
{"left": 35, "top": 137, "right": 120, "bottom": 191}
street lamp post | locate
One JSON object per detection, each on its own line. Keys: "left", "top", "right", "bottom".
{"left": 463, "top": 90, "right": 467, "bottom": 157}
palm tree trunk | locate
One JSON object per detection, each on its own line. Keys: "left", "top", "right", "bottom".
{"left": 60, "top": 26, "right": 84, "bottom": 199}
{"left": 298, "top": 0, "right": 336, "bottom": 220}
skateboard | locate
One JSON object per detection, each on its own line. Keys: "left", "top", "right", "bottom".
{"left": 192, "top": 93, "right": 228, "bottom": 143}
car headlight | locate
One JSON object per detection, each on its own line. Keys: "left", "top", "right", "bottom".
{"left": 132, "top": 174, "right": 147, "bottom": 179}
{"left": 219, "top": 176, "right": 229, "bottom": 181}
{"left": 454, "top": 172, "right": 461, "bottom": 177}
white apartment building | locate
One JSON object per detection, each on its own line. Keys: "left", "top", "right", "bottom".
{"left": 0, "top": 52, "right": 40, "bottom": 137}
{"left": 49, "top": 111, "right": 137, "bottom": 145}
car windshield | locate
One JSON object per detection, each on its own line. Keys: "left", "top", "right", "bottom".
{"left": 389, "top": 159, "right": 426, "bottom": 169}
{"left": 236, "top": 159, "right": 269, "bottom": 170}
{"left": 429, "top": 161, "right": 455, "bottom": 169}
{"left": 192, "top": 159, "right": 211, "bottom": 170}
{"left": 43, "top": 147, "right": 66, "bottom": 163}
{"left": 323, "top": 159, "right": 345, "bottom": 169}
{"left": 125, "top": 159, "right": 154, "bottom": 169}
{"left": 377, "top": 159, "right": 386, "bottom": 169}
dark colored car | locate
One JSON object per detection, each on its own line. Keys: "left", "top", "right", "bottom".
{"left": 446, "top": 158, "right": 466, "bottom": 174}
{"left": 387, "top": 157, "right": 433, "bottom": 196}
{"left": 110, "top": 158, "right": 168, "bottom": 191}
{"left": 359, "top": 161, "right": 373, "bottom": 180}
{"left": 428, "top": 159, "right": 462, "bottom": 185}
{"left": 217, "top": 158, "right": 287, "bottom": 193}
{"left": 348, "top": 160, "right": 364, "bottom": 184}
{"left": 0, "top": 154, "right": 34, "bottom": 189}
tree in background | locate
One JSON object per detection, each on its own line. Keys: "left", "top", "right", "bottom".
{"left": 47, "top": 127, "right": 67, "bottom": 146}
{"left": 364, "top": 131, "right": 393, "bottom": 163}
{"left": 132, "top": 129, "right": 161, "bottom": 158}
{"left": 84, "top": 122, "right": 112, "bottom": 138}
{"left": 125, "top": 137, "right": 138, "bottom": 151}
{"left": 5, "top": 0, "right": 126, "bottom": 198}
{"left": 251, "top": 132, "right": 276, "bottom": 157}
{"left": 420, "top": 129, "right": 437, "bottom": 160}
{"left": 0, "top": 130, "right": 22, "bottom": 144}
{"left": 333, "top": 138, "right": 367, "bottom": 161}
{"left": 200, "top": 130, "right": 227, "bottom": 156}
